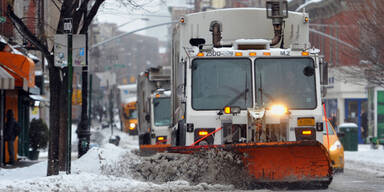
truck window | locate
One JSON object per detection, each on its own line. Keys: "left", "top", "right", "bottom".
{"left": 255, "top": 58, "right": 316, "bottom": 109}
{"left": 153, "top": 97, "right": 171, "bottom": 126}
{"left": 192, "top": 58, "right": 252, "bottom": 110}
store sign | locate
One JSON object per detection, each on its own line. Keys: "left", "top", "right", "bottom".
{"left": 54, "top": 34, "right": 68, "bottom": 68}
{"left": 72, "top": 34, "right": 86, "bottom": 67}
{"left": 64, "top": 18, "right": 72, "bottom": 33}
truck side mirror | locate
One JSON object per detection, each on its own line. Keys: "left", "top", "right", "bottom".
{"left": 320, "top": 60, "right": 328, "bottom": 85}
{"left": 145, "top": 114, "right": 150, "bottom": 122}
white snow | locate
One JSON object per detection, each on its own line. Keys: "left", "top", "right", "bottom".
{"left": 1, "top": 121, "right": 384, "bottom": 191}
{"left": 344, "top": 144, "right": 384, "bottom": 177}
{"left": 0, "top": 126, "right": 234, "bottom": 191}
{"left": 338, "top": 123, "right": 358, "bottom": 128}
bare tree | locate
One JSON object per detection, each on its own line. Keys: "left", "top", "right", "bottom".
{"left": 336, "top": 0, "right": 384, "bottom": 87}
{"left": 6, "top": 0, "right": 148, "bottom": 175}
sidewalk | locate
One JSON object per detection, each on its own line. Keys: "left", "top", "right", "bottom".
{"left": 1, "top": 158, "right": 40, "bottom": 169}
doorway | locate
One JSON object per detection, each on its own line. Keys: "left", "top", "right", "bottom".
{"left": 345, "top": 98, "right": 368, "bottom": 144}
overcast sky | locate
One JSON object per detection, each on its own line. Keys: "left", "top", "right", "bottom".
{"left": 95, "top": 0, "right": 190, "bottom": 41}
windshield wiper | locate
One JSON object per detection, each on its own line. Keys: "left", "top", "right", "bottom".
{"left": 226, "top": 88, "right": 249, "bottom": 106}
{"left": 258, "top": 73, "right": 274, "bottom": 105}
{"left": 226, "top": 73, "right": 249, "bottom": 107}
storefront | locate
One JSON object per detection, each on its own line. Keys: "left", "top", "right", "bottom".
{"left": 0, "top": 51, "right": 35, "bottom": 161}
{"left": 324, "top": 67, "right": 368, "bottom": 144}
{"left": 367, "top": 87, "right": 384, "bottom": 142}
{"left": 0, "top": 66, "right": 16, "bottom": 165}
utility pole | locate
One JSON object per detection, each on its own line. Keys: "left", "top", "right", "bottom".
{"left": 64, "top": 18, "right": 73, "bottom": 174}
{"left": 78, "top": 1, "right": 90, "bottom": 158}
{"left": 109, "top": 86, "right": 114, "bottom": 137}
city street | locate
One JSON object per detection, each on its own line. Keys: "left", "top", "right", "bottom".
{"left": 2, "top": 0, "right": 384, "bottom": 191}
{"left": 326, "top": 169, "right": 384, "bottom": 192}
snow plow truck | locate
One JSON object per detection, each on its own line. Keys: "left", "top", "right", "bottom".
{"left": 137, "top": 66, "right": 172, "bottom": 146}
{"left": 140, "top": 0, "right": 333, "bottom": 188}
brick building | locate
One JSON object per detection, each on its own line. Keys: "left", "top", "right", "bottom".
{"left": 0, "top": 0, "right": 13, "bottom": 38}
{"left": 289, "top": 0, "right": 369, "bottom": 143}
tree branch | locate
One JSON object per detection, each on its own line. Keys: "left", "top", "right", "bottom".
{"left": 72, "top": 0, "right": 88, "bottom": 33}
{"left": 51, "top": 0, "right": 61, "bottom": 11}
{"left": 6, "top": 5, "right": 52, "bottom": 60}
{"left": 80, "top": 0, "right": 105, "bottom": 34}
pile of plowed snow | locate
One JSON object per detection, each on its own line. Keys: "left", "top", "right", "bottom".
{"left": 102, "top": 149, "right": 252, "bottom": 189}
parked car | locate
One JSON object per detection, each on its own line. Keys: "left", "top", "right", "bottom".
{"left": 323, "top": 119, "right": 344, "bottom": 173}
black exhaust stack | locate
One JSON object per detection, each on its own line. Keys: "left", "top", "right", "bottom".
{"left": 209, "top": 20, "right": 222, "bottom": 48}
{"left": 266, "top": 0, "right": 288, "bottom": 46}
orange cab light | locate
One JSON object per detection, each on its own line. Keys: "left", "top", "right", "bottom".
{"left": 180, "top": 17, "right": 185, "bottom": 23}
{"left": 302, "top": 130, "right": 312, "bottom": 135}
{"left": 302, "top": 51, "right": 309, "bottom": 56}
{"left": 198, "top": 131, "right": 208, "bottom": 136}
{"left": 224, "top": 106, "right": 231, "bottom": 114}
{"left": 197, "top": 52, "right": 204, "bottom": 56}
{"left": 235, "top": 52, "right": 243, "bottom": 56}
{"left": 263, "top": 52, "right": 271, "bottom": 56}
{"left": 155, "top": 94, "right": 160, "bottom": 98}
{"left": 158, "top": 136, "right": 165, "bottom": 141}
{"left": 304, "top": 17, "right": 309, "bottom": 23}
{"left": 249, "top": 52, "right": 257, "bottom": 56}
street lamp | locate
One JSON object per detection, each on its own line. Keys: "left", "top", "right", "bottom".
{"left": 116, "top": 18, "right": 149, "bottom": 29}
{"left": 90, "top": 20, "right": 178, "bottom": 50}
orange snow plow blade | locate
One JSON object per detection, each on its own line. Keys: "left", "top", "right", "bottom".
{"left": 140, "top": 140, "right": 332, "bottom": 183}
{"left": 232, "top": 141, "right": 332, "bottom": 182}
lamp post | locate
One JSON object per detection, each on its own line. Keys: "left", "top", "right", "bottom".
{"left": 116, "top": 18, "right": 149, "bottom": 29}
{"left": 90, "top": 20, "right": 178, "bottom": 50}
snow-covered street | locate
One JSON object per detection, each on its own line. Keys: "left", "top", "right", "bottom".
{"left": 0, "top": 127, "right": 236, "bottom": 192}
{"left": 0, "top": 126, "right": 383, "bottom": 192}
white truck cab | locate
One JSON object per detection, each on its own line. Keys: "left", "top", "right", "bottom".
{"left": 171, "top": 8, "right": 328, "bottom": 146}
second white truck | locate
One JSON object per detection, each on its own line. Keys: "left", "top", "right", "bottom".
{"left": 137, "top": 66, "right": 172, "bottom": 145}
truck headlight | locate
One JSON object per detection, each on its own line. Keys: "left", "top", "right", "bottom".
{"left": 129, "top": 123, "right": 136, "bottom": 130}
{"left": 269, "top": 104, "right": 287, "bottom": 115}
{"left": 330, "top": 140, "right": 342, "bottom": 151}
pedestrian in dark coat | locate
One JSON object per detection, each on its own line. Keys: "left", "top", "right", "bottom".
{"left": 361, "top": 110, "right": 368, "bottom": 143}
{"left": 4, "top": 109, "right": 20, "bottom": 164}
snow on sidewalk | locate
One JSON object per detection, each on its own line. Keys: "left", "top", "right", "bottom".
{"left": 344, "top": 144, "right": 384, "bottom": 177}
{"left": 0, "top": 128, "right": 234, "bottom": 192}
{"left": 1, "top": 125, "right": 383, "bottom": 191}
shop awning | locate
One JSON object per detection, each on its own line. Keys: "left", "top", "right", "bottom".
{"left": 0, "top": 52, "right": 35, "bottom": 88}
{"left": 0, "top": 66, "right": 14, "bottom": 90}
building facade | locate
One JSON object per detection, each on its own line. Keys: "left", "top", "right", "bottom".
{"left": 289, "top": 0, "right": 369, "bottom": 143}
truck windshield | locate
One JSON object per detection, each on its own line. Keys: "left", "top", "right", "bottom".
{"left": 255, "top": 58, "right": 316, "bottom": 109}
{"left": 124, "top": 109, "right": 137, "bottom": 119}
{"left": 153, "top": 97, "right": 171, "bottom": 126}
{"left": 192, "top": 58, "right": 252, "bottom": 110}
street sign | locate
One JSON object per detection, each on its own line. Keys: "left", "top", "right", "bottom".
{"left": 64, "top": 18, "right": 72, "bottom": 33}
{"left": 54, "top": 34, "right": 68, "bottom": 68}
{"left": 72, "top": 34, "right": 86, "bottom": 67}
{"left": 0, "top": 16, "right": 6, "bottom": 23}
